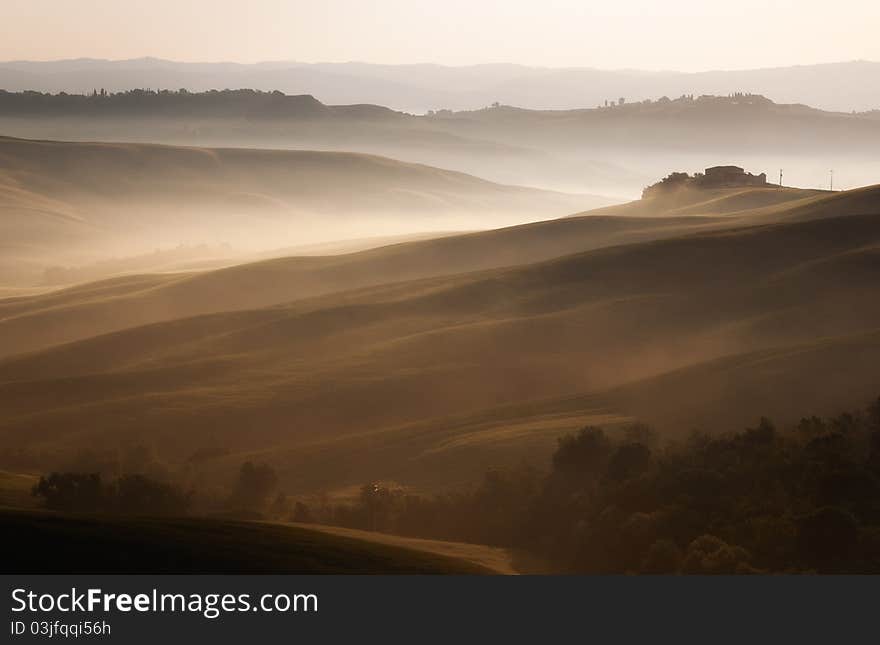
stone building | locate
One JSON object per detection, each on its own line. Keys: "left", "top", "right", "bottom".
{"left": 701, "top": 166, "right": 767, "bottom": 187}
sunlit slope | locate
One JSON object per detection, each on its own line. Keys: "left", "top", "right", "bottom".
{"left": 574, "top": 184, "right": 826, "bottom": 219}
{"left": 757, "top": 183, "right": 880, "bottom": 223}
{"left": 0, "top": 182, "right": 841, "bottom": 358}
{"left": 287, "top": 523, "right": 521, "bottom": 574}
{"left": 1, "top": 206, "right": 878, "bottom": 489}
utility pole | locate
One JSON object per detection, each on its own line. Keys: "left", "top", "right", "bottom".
{"left": 830, "top": 169, "right": 834, "bottom": 191}
{"left": 779, "top": 169, "right": 783, "bottom": 188}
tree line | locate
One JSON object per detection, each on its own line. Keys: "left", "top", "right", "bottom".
{"left": 0, "top": 88, "right": 328, "bottom": 118}
{"left": 31, "top": 460, "right": 286, "bottom": 518}
{"left": 311, "top": 397, "right": 880, "bottom": 573}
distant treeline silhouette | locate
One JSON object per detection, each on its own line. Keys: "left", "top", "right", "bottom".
{"left": 312, "top": 397, "right": 880, "bottom": 573}
{"left": 0, "top": 88, "right": 346, "bottom": 118}
{"left": 0, "top": 88, "right": 811, "bottom": 121}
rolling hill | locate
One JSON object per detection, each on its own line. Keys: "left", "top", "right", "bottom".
{"left": 0, "top": 135, "right": 606, "bottom": 287}
{"left": 0, "top": 186, "right": 877, "bottom": 492}
{"left": 0, "top": 181, "right": 822, "bottom": 358}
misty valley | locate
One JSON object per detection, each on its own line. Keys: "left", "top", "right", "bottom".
{"left": 1, "top": 78, "right": 879, "bottom": 575}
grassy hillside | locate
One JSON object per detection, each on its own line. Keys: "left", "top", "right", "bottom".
{"left": 0, "top": 135, "right": 604, "bottom": 287}
{"left": 603, "top": 329, "right": 880, "bottom": 432}
{"left": 0, "top": 186, "right": 877, "bottom": 491}
{"left": 0, "top": 182, "right": 821, "bottom": 358}
{"left": 0, "top": 135, "right": 583, "bottom": 213}
{"left": 0, "top": 508, "right": 493, "bottom": 573}
{"left": 233, "top": 328, "right": 880, "bottom": 492}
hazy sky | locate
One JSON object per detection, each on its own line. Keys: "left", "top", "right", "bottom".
{"left": 4, "top": 0, "right": 879, "bottom": 71}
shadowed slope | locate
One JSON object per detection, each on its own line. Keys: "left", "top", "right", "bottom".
{"left": 603, "top": 328, "right": 880, "bottom": 434}
{"left": 0, "top": 509, "right": 494, "bottom": 574}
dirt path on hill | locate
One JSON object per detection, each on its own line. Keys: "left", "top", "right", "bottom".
{"left": 287, "top": 522, "right": 545, "bottom": 574}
